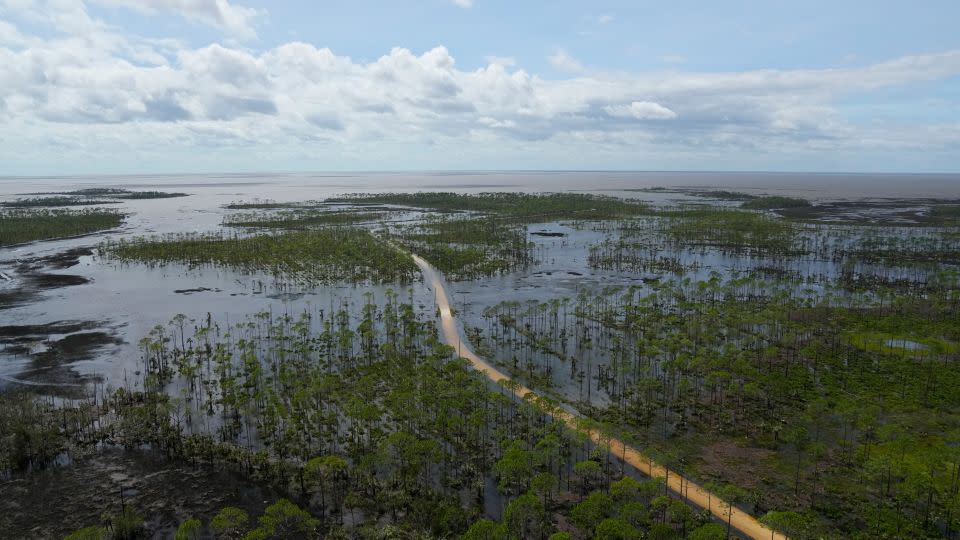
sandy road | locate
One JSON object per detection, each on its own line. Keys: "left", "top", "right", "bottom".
{"left": 411, "top": 253, "right": 786, "bottom": 540}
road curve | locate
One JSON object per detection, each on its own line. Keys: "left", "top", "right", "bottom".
{"left": 411, "top": 253, "right": 786, "bottom": 540}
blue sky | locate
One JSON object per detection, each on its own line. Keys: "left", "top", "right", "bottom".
{"left": 1, "top": 0, "right": 959, "bottom": 174}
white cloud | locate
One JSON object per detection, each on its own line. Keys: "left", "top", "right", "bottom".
{"left": 597, "top": 14, "right": 614, "bottom": 24}
{"left": 0, "top": 20, "right": 27, "bottom": 46}
{"left": 0, "top": 5, "right": 959, "bottom": 173}
{"left": 548, "top": 48, "right": 584, "bottom": 74}
{"left": 605, "top": 101, "right": 677, "bottom": 120}
{"left": 479, "top": 116, "right": 516, "bottom": 128}
{"left": 92, "top": 0, "right": 259, "bottom": 39}
{"left": 451, "top": 0, "right": 472, "bottom": 7}
{"left": 485, "top": 55, "right": 515, "bottom": 67}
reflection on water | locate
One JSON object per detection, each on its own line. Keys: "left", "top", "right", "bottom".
{"left": 2, "top": 170, "right": 959, "bottom": 201}
{"left": 886, "top": 338, "right": 928, "bottom": 351}
{"left": 1, "top": 171, "right": 957, "bottom": 397}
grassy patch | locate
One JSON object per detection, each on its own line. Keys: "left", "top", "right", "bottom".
{"left": 696, "top": 190, "right": 756, "bottom": 201}
{"left": 101, "top": 228, "right": 417, "bottom": 284}
{"left": 224, "top": 210, "right": 387, "bottom": 229}
{"left": 330, "top": 192, "right": 651, "bottom": 221}
{"left": 627, "top": 187, "right": 756, "bottom": 201}
{"left": 742, "top": 196, "right": 811, "bottom": 209}
{"left": 930, "top": 204, "right": 960, "bottom": 225}
{"left": 4, "top": 189, "right": 188, "bottom": 207}
{"left": 847, "top": 331, "right": 958, "bottom": 356}
{"left": 391, "top": 216, "right": 533, "bottom": 279}
{"left": 113, "top": 191, "right": 188, "bottom": 199}
{"left": 1, "top": 196, "right": 120, "bottom": 208}
{"left": 224, "top": 200, "right": 321, "bottom": 210}
{"left": 660, "top": 207, "right": 801, "bottom": 254}
{"left": 65, "top": 188, "right": 188, "bottom": 199}
{"left": 931, "top": 205, "right": 960, "bottom": 217}
{"left": 0, "top": 209, "right": 124, "bottom": 246}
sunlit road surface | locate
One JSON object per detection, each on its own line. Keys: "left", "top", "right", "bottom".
{"left": 411, "top": 253, "right": 786, "bottom": 540}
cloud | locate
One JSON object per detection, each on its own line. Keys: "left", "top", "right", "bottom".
{"left": 92, "top": 0, "right": 259, "bottom": 39}
{"left": 0, "top": 5, "right": 959, "bottom": 172}
{"left": 306, "top": 112, "right": 344, "bottom": 131}
{"left": 451, "top": 0, "right": 472, "bottom": 7}
{"left": 548, "top": 48, "right": 584, "bottom": 74}
{"left": 0, "top": 20, "right": 28, "bottom": 47}
{"left": 604, "top": 101, "right": 677, "bottom": 120}
{"left": 485, "top": 55, "right": 515, "bottom": 67}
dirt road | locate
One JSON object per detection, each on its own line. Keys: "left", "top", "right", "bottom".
{"left": 411, "top": 253, "right": 786, "bottom": 540}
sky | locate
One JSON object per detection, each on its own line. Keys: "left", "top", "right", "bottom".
{"left": 1, "top": 0, "right": 959, "bottom": 175}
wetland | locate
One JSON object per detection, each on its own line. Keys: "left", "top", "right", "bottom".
{"left": 1, "top": 172, "right": 959, "bottom": 540}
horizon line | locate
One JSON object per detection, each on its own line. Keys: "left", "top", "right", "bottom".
{"left": 2, "top": 169, "right": 960, "bottom": 180}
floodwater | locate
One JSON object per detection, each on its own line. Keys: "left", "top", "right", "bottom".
{"left": 0, "top": 171, "right": 957, "bottom": 538}
{"left": 1, "top": 171, "right": 957, "bottom": 398}
{"left": 2, "top": 170, "right": 959, "bottom": 200}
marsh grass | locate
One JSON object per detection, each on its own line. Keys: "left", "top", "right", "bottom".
{"left": 113, "top": 191, "right": 188, "bottom": 199}
{"left": 330, "top": 192, "right": 651, "bottom": 221}
{"left": 224, "top": 210, "right": 388, "bottom": 229}
{"left": 847, "top": 330, "right": 958, "bottom": 357}
{"left": 658, "top": 207, "right": 801, "bottom": 254}
{"left": 391, "top": 216, "right": 534, "bottom": 279}
{"left": 224, "top": 200, "right": 323, "bottom": 210}
{"left": 63, "top": 188, "right": 188, "bottom": 199}
{"left": 4, "top": 189, "right": 188, "bottom": 208}
{"left": 2, "top": 196, "right": 120, "bottom": 208}
{"left": 0, "top": 208, "right": 124, "bottom": 246}
{"left": 741, "top": 196, "right": 811, "bottom": 209}
{"left": 101, "top": 228, "right": 417, "bottom": 284}
{"left": 930, "top": 204, "right": 960, "bottom": 225}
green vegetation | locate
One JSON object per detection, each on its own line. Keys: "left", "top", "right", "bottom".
{"left": 101, "top": 228, "right": 417, "bottom": 284}
{"left": 224, "top": 210, "right": 387, "bottom": 229}
{"left": 106, "top": 507, "right": 144, "bottom": 539}
{"left": 62, "top": 188, "right": 188, "bottom": 199}
{"left": 0, "top": 208, "right": 123, "bottom": 246}
{"left": 389, "top": 216, "right": 534, "bottom": 279}
{"left": 64, "top": 526, "right": 108, "bottom": 540}
{"left": 589, "top": 243, "right": 689, "bottom": 275}
{"left": 323, "top": 191, "right": 651, "bottom": 280}
{"left": 65, "top": 507, "right": 143, "bottom": 540}
{"left": 113, "top": 190, "right": 188, "bottom": 199}
{"left": 117, "top": 300, "right": 713, "bottom": 538}
{"left": 224, "top": 200, "right": 321, "bottom": 210}
{"left": 0, "top": 392, "right": 99, "bottom": 472}
{"left": 41, "top": 293, "right": 718, "bottom": 538}
{"left": 475, "top": 268, "right": 960, "bottom": 538}
{"left": 173, "top": 518, "right": 202, "bottom": 540}
{"left": 841, "top": 229, "right": 960, "bottom": 265}
{"left": 931, "top": 204, "right": 960, "bottom": 225}
{"left": 932, "top": 204, "right": 960, "bottom": 218}
{"left": 331, "top": 192, "right": 651, "bottom": 221}
{"left": 9, "top": 189, "right": 960, "bottom": 539}
{"left": 646, "top": 207, "right": 802, "bottom": 255}
{"left": 66, "top": 188, "right": 132, "bottom": 196}
{"left": 1, "top": 196, "right": 119, "bottom": 208}
{"left": 210, "top": 507, "right": 250, "bottom": 537}
{"left": 628, "top": 188, "right": 757, "bottom": 201}
{"left": 697, "top": 190, "right": 756, "bottom": 201}
{"left": 4, "top": 189, "right": 188, "bottom": 207}
{"left": 742, "top": 196, "right": 812, "bottom": 209}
